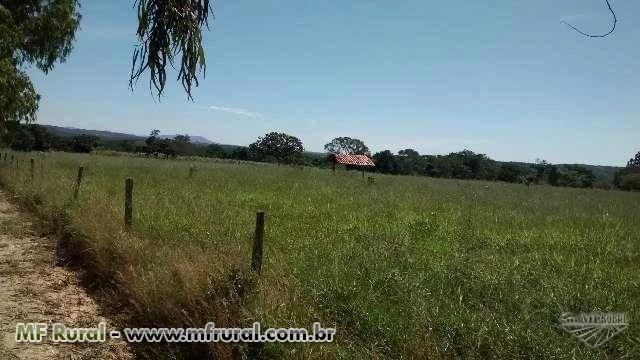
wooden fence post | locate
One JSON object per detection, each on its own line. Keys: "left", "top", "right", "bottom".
{"left": 251, "top": 210, "right": 265, "bottom": 274}
{"left": 30, "top": 158, "right": 34, "bottom": 183}
{"left": 189, "top": 165, "right": 195, "bottom": 178}
{"left": 124, "top": 178, "right": 133, "bottom": 229}
{"left": 73, "top": 166, "right": 84, "bottom": 199}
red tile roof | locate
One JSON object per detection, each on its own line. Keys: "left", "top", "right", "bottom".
{"left": 333, "top": 154, "right": 375, "bottom": 166}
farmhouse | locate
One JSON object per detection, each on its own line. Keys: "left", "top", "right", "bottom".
{"left": 329, "top": 154, "right": 375, "bottom": 177}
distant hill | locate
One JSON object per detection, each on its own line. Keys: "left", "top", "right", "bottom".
{"left": 44, "top": 125, "right": 145, "bottom": 142}
{"left": 43, "top": 125, "right": 213, "bottom": 144}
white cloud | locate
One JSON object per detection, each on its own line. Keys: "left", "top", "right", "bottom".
{"left": 204, "top": 105, "right": 264, "bottom": 118}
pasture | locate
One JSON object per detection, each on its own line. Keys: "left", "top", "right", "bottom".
{"left": 1, "top": 151, "right": 639, "bottom": 359}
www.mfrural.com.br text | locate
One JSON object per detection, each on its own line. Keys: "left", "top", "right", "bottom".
{"left": 15, "top": 322, "right": 336, "bottom": 343}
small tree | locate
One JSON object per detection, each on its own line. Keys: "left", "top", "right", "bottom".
{"left": 1, "top": 121, "right": 53, "bottom": 151}
{"left": 448, "top": 150, "right": 498, "bottom": 180}
{"left": 10, "top": 128, "right": 35, "bottom": 151}
{"left": 143, "top": 129, "right": 176, "bottom": 157}
{"left": 27, "top": 124, "right": 52, "bottom": 151}
{"left": 617, "top": 173, "right": 640, "bottom": 191}
{"left": 626, "top": 151, "right": 640, "bottom": 168}
{"left": 69, "top": 134, "right": 100, "bottom": 153}
{"left": 174, "top": 134, "right": 191, "bottom": 143}
{"left": 614, "top": 150, "right": 640, "bottom": 190}
{"left": 548, "top": 165, "right": 560, "bottom": 186}
{"left": 231, "top": 146, "right": 249, "bottom": 161}
{"left": 498, "top": 163, "right": 528, "bottom": 183}
{"left": 324, "top": 137, "right": 369, "bottom": 155}
{"left": 532, "top": 159, "right": 559, "bottom": 185}
{"left": 248, "top": 132, "right": 304, "bottom": 164}
{"left": 558, "top": 165, "right": 595, "bottom": 188}
{"left": 397, "top": 149, "right": 422, "bottom": 175}
{"left": 171, "top": 134, "right": 191, "bottom": 155}
{"left": 373, "top": 150, "right": 400, "bottom": 174}
{"left": 398, "top": 149, "right": 419, "bottom": 158}
{"left": 205, "top": 143, "right": 227, "bottom": 158}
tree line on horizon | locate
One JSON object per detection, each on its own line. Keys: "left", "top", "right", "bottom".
{"left": 1, "top": 122, "right": 639, "bottom": 191}
{"left": 3, "top": 1, "right": 636, "bottom": 195}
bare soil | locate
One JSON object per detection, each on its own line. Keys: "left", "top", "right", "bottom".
{"left": 0, "top": 191, "right": 133, "bottom": 360}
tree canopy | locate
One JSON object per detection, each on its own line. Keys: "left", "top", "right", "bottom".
{"left": 0, "top": 0, "right": 213, "bottom": 129}
{"left": 614, "top": 150, "right": 640, "bottom": 191}
{"left": 0, "top": 0, "right": 80, "bottom": 128}
{"left": 248, "top": 132, "right": 304, "bottom": 164}
{"left": 130, "top": 0, "right": 212, "bottom": 100}
{"left": 626, "top": 151, "right": 640, "bottom": 169}
{"left": 324, "top": 137, "right": 370, "bottom": 155}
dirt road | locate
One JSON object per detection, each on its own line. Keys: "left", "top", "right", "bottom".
{"left": 0, "top": 191, "right": 132, "bottom": 360}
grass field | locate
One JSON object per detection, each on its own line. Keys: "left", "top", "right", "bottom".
{"left": 1, "top": 151, "right": 639, "bottom": 359}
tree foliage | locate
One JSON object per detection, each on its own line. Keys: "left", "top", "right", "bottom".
{"left": 373, "top": 150, "right": 400, "bottom": 174}
{"left": 26, "top": 123, "right": 53, "bottom": 151}
{"left": 0, "top": 121, "right": 105, "bottom": 153}
{"left": 0, "top": 0, "right": 80, "bottom": 127}
{"left": 231, "top": 146, "right": 249, "bottom": 161}
{"left": 10, "top": 127, "right": 35, "bottom": 151}
{"left": 1, "top": 0, "right": 214, "bottom": 130}
{"left": 68, "top": 134, "right": 100, "bottom": 153}
{"left": 369, "top": 149, "right": 598, "bottom": 188}
{"left": 398, "top": 149, "right": 419, "bottom": 158}
{"left": 614, "top": 150, "right": 640, "bottom": 191}
{"left": 531, "top": 159, "right": 559, "bottom": 185}
{"left": 130, "top": 0, "right": 213, "bottom": 100}
{"left": 396, "top": 149, "right": 422, "bottom": 175}
{"left": 497, "top": 163, "right": 528, "bottom": 183}
{"left": 626, "top": 151, "right": 640, "bottom": 169}
{"left": 324, "top": 137, "right": 370, "bottom": 155}
{"left": 204, "top": 143, "right": 227, "bottom": 158}
{"left": 617, "top": 173, "right": 640, "bottom": 191}
{"left": 556, "top": 165, "right": 595, "bottom": 188}
{"left": 248, "top": 132, "right": 304, "bottom": 164}
{"left": 142, "top": 130, "right": 178, "bottom": 157}
{"left": 1, "top": 121, "right": 51, "bottom": 151}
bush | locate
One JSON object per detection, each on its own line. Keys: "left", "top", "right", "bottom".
{"left": 618, "top": 172, "right": 640, "bottom": 191}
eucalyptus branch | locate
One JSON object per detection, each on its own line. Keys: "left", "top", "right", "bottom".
{"left": 129, "top": 0, "right": 213, "bottom": 100}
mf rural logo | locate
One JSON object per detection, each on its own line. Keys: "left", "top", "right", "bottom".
{"left": 559, "top": 312, "right": 629, "bottom": 348}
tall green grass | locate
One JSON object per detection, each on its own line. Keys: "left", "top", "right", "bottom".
{"left": 1, "top": 150, "right": 639, "bottom": 359}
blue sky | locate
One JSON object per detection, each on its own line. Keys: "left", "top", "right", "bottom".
{"left": 29, "top": 0, "right": 639, "bottom": 166}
